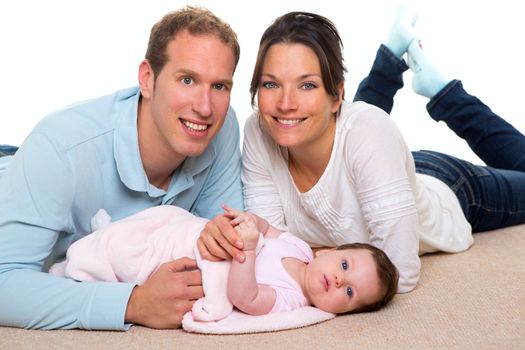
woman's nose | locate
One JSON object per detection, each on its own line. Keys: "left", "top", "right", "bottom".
{"left": 277, "top": 88, "right": 298, "bottom": 111}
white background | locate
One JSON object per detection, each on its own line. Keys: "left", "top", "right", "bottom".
{"left": 1, "top": 0, "right": 524, "bottom": 164}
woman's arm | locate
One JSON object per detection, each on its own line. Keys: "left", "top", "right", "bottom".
{"left": 346, "top": 105, "right": 421, "bottom": 292}
{"left": 242, "top": 115, "right": 289, "bottom": 230}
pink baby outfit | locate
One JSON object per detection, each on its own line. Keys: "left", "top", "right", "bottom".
{"left": 253, "top": 232, "right": 313, "bottom": 313}
{"left": 49, "top": 205, "right": 314, "bottom": 319}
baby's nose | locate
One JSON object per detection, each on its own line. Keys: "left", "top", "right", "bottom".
{"left": 335, "top": 275, "right": 345, "bottom": 288}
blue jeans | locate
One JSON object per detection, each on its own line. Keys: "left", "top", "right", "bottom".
{"left": 0, "top": 145, "right": 18, "bottom": 157}
{"left": 354, "top": 45, "right": 525, "bottom": 232}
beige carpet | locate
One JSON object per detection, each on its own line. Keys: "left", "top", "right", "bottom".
{"left": 1, "top": 225, "right": 524, "bottom": 350}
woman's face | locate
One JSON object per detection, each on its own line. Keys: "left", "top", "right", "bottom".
{"left": 257, "top": 43, "right": 343, "bottom": 150}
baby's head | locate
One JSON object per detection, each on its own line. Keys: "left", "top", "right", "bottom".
{"left": 304, "top": 243, "right": 398, "bottom": 314}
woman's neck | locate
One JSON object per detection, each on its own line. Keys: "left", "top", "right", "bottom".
{"left": 287, "top": 123, "right": 335, "bottom": 193}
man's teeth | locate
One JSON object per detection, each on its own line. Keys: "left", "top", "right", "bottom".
{"left": 277, "top": 118, "right": 302, "bottom": 125}
{"left": 183, "top": 121, "right": 208, "bottom": 131}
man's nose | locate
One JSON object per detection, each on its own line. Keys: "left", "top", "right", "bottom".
{"left": 193, "top": 87, "right": 212, "bottom": 118}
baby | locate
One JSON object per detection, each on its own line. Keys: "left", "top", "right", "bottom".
{"left": 49, "top": 205, "right": 398, "bottom": 319}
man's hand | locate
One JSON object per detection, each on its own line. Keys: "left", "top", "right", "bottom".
{"left": 124, "top": 257, "right": 203, "bottom": 329}
{"left": 197, "top": 214, "right": 245, "bottom": 262}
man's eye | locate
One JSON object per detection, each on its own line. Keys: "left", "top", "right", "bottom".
{"left": 341, "top": 259, "right": 348, "bottom": 270}
{"left": 346, "top": 286, "right": 353, "bottom": 298}
{"left": 181, "top": 77, "right": 193, "bottom": 85}
{"left": 214, "top": 83, "right": 226, "bottom": 91}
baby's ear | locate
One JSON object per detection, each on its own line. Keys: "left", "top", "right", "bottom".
{"left": 313, "top": 247, "right": 336, "bottom": 258}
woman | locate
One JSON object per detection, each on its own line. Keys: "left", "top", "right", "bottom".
{"left": 200, "top": 11, "right": 525, "bottom": 293}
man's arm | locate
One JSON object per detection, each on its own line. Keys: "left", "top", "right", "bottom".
{"left": 0, "top": 134, "right": 135, "bottom": 329}
{"left": 0, "top": 133, "right": 205, "bottom": 329}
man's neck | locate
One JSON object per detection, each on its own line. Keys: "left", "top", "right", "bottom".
{"left": 137, "top": 98, "right": 185, "bottom": 190}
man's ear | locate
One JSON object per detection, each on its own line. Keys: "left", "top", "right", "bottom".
{"left": 138, "top": 59, "right": 155, "bottom": 99}
{"left": 313, "top": 247, "right": 336, "bottom": 258}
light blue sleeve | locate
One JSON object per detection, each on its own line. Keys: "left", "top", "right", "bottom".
{"left": 193, "top": 107, "right": 244, "bottom": 218}
{"left": 0, "top": 133, "right": 135, "bottom": 330}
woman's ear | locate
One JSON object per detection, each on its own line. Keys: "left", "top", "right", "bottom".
{"left": 313, "top": 247, "right": 336, "bottom": 258}
{"left": 331, "top": 82, "right": 345, "bottom": 114}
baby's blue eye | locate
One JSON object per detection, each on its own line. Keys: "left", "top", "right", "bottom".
{"left": 341, "top": 259, "right": 348, "bottom": 270}
{"left": 346, "top": 286, "right": 353, "bottom": 297}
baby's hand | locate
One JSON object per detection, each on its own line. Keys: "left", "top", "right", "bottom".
{"left": 234, "top": 219, "right": 260, "bottom": 251}
{"left": 222, "top": 204, "right": 257, "bottom": 225}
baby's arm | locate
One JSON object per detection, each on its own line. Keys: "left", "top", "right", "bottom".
{"left": 227, "top": 217, "right": 276, "bottom": 315}
{"left": 222, "top": 205, "right": 282, "bottom": 238}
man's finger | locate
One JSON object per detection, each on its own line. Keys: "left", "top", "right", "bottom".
{"left": 177, "top": 300, "right": 196, "bottom": 315}
{"left": 168, "top": 257, "right": 198, "bottom": 272}
{"left": 186, "top": 285, "right": 205, "bottom": 300}
{"left": 184, "top": 270, "right": 203, "bottom": 286}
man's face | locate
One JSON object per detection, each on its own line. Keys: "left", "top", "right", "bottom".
{"left": 139, "top": 30, "right": 236, "bottom": 164}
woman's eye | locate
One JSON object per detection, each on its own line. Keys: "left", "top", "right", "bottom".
{"left": 341, "top": 259, "right": 348, "bottom": 270}
{"left": 262, "top": 81, "right": 277, "bottom": 89}
{"left": 302, "top": 82, "right": 317, "bottom": 90}
{"left": 346, "top": 286, "right": 353, "bottom": 298}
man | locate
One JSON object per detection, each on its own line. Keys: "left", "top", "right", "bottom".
{"left": 0, "top": 6, "right": 243, "bottom": 330}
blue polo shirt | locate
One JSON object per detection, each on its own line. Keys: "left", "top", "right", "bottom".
{"left": 0, "top": 87, "right": 243, "bottom": 330}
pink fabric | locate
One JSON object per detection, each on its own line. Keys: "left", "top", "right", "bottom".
{"left": 49, "top": 206, "right": 206, "bottom": 284}
{"left": 182, "top": 306, "right": 335, "bottom": 334}
{"left": 48, "top": 205, "right": 323, "bottom": 328}
{"left": 254, "top": 232, "right": 313, "bottom": 313}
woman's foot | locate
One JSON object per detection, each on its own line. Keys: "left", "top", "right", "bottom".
{"left": 408, "top": 39, "right": 451, "bottom": 98}
{"left": 385, "top": 4, "right": 419, "bottom": 58}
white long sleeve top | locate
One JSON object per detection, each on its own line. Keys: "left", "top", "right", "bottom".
{"left": 242, "top": 101, "right": 472, "bottom": 293}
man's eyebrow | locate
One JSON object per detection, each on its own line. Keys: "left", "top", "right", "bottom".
{"left": 175, "top": 69, "right": 233, "bottom": 86}
{"left": 174, "top": 68, "right": 199, "bottom": 77}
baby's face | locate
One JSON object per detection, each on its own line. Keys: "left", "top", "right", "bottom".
{"left": 303, "top": 248, "right": 382, "bottom": 313}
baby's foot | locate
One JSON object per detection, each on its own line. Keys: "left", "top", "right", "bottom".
{"left": 385, "top": 3, "right": 419, "bottom": 57}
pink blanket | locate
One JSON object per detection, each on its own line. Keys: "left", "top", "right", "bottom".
{"left": 49, "top": 206, "right": 334, "bottom": 333}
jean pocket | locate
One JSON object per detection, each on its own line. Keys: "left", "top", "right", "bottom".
{"left": 464, "top": 162, "right": 491, "bottom": 177}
